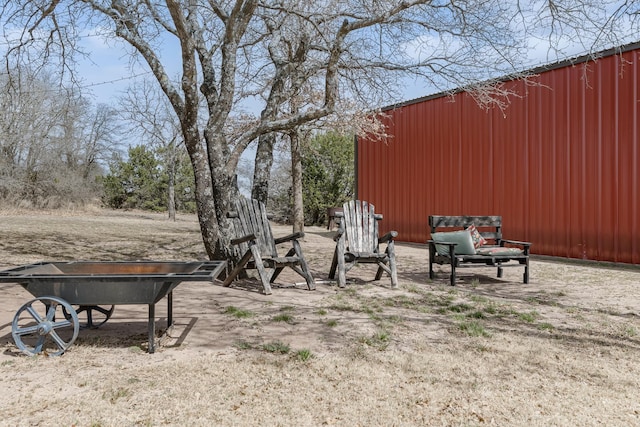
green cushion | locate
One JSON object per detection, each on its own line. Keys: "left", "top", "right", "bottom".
{"left": 431, "top": 230, "right": 476, "bottom": 255}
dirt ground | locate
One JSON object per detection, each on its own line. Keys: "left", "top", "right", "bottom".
{"left": 1, "top": 209, "right": 639, "bottom": 426}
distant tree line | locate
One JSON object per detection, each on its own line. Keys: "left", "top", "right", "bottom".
{"left": 0, "top": 68, "right": 118, "bottom": 208}
{"left": 0, "top": 67, "right": 353, "bottom": 222}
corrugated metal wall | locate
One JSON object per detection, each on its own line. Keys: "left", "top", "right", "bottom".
{"left": 357, "top": 45, "right": 640, "bottom": 264}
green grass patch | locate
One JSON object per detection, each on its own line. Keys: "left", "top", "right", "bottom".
{"left": 458, "top": 320, "right": 490, "bottom": 337}
{"left": 360, "top": 330, "right": 391, "bottom": 350}
{"left": 224, "top": 306, "right": 254, "bottom": 318}
{"left": 234, "top": 340, "right": 253, "bottom": 350}
{"left": 518, "top": 310, "right": 539, "bottom": 323}
{"left": 385, "top": 295, "right": 419, "bottom": 308}
{"left": 326, "top": 319, "right": 338, "bottom": 327}
{"left": 294, "top": 349, "right": 314, "bottom": 362}
{"left": 470, "top": 295, "right": 489, "bottom": 304}
{"left": 448, "top": 303, "right": 473, "bottom": 313}
{"left": 405, "top": 284, "right": 422, "bottom": 294}
{"left": 262, "top": 341, "right": 290, "bottom": 354}
{"left": 467, "top": 310, "right": 485, "bottom": 319}
{"left": 538, "top": 322, "right": 554, "bottom": 331}
{"left": 328, "top": 302, "right": 356, "bottom": 312}
{"left": 272, "top": 313, "right": 294, "bottom": 323}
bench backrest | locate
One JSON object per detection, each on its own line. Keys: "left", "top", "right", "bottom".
{"left": 429, "top": 215, "right": 503, "bottom": 245}
{"left": 231, "top": 198, "right": 277, "bottom": 257}
{"left": 341, "top": 200, "right": 382, "bottom": 253}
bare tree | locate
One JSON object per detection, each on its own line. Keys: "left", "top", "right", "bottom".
{"left": 0, "top": 66, "right": 117, "bottom": 206}
{"left": 2, "top": 0, "right": 635, "bottom": 257}
{"left": 119, "top": 80, "right": 185, "bottom": 220}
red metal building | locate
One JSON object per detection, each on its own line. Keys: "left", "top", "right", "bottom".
{"left": 357, "top": 42, "right": 640, "bottom": 264}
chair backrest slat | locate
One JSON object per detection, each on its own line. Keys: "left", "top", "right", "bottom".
{"left": 232, "top": 197, "right": 277, "bottom": 257}
{"left": 343, "top": 200, "right": 378, "bottom": 253}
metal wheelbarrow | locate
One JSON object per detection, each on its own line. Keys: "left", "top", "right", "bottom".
{"left": 0, "top": 261, "right": 226, "bottom": 356}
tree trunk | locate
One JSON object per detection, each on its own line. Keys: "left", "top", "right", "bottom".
{"left": 251, "top": 132, "right": 276, "bottom": 205}
{"left": 167, "top": 146, "right": 176, "bottom": 221}
{"left": 290, "top": 129, "right": 304, "bottom": 233}
{"left": 168, "top": 170, "right": 176, "bottom": 221}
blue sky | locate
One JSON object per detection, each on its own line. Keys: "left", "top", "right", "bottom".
{"left": 60, "top": 1, "right": 638, "bottom": 111}
{"left": 79, "top": 36, "right": 632, "bottom": 112}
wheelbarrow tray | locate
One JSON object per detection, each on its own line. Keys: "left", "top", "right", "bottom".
{"left": 0, "top": 261, "right": 224, "bottom": 305}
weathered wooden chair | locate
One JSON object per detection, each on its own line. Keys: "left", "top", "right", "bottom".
{"left": 222, "top": 197, "right": 315, "bottom": 295}
{"left": 329, "top": 200, "right": 398, "bottom": 288}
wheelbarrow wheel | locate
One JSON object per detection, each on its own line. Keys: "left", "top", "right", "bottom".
{"left": 11, "top": 296, "right": 79, "bottom": 357}
{"left": 62, "top": 305, "right": 115, "bottom": 329}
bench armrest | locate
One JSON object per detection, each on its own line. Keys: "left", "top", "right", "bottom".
{"left": 501, "top": 239, "right": 531, "bottom": 248}
{"left": 501, "top": 239, "right": 531, "bottom": 255}
{"left": 274, "top": 232, "right": 304, "bottom": 245}
{"left": 379, "top": 230, "right": 398, "bottom": 243}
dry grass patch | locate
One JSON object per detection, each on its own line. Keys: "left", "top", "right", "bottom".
{"left": 0, "top": 210, "right": 639, "bottom": 425}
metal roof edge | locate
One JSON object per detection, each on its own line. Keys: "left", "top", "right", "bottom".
{"left": 380, "top": 40, "right": 640, "bottom": 112}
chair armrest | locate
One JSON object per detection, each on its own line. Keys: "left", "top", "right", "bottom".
{"left": 231, "top": 233, "right": 256, "bottom": 246}
{"left": 274, "top": 232, "right": 304, "bottom": 245}
{"left": 379, "top": 230, "right": 398, "bottom": 243}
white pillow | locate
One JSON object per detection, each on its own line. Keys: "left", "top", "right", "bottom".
{"left": 431, "top": 230, "right": 476, "bottom": 255}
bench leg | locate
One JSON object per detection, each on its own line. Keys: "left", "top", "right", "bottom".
{"left": 497, "top": 265, "right": 504, "bottom": 278}
{"left": 450, "top": 259, "right": 456, "bottom": 286}
{"left": 428, "top": 245, "right": 435, "bottom": 280}
{"left": 524, "top": 259, "right": 530, "bottom": 284}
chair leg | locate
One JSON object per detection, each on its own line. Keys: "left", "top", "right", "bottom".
{"left": 375, "top": 243, "right": 398, "bottom": 288}
{"left": 250, "top": 245, "right": 272, "bottom": 295}
{"left": 292, "top": 241, "right": 315, "bottom": 290}
{"left": 336, "top": 237, "right": 347, "bottom": 288}
{"left": 222, "top": 250, "right": 253, "bottom": 287}
{"left": 329, "top": 248, "right": 338, "bottom": 279}
{"left": 389, "top": 241, "right": 398, "bottom": 288}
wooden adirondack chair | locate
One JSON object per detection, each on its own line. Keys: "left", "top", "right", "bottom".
{"left": 222, "top": 198, "right": 315, "bottom": 295}
{"left": 329, "top": 200, "right": 398, "bottom": 288}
